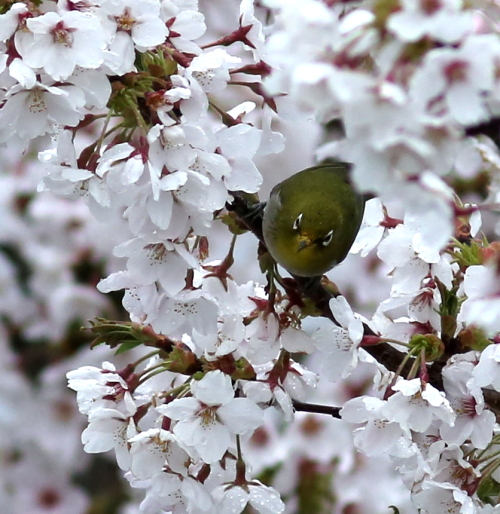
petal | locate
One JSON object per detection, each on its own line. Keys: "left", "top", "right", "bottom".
{"left": 192, "top": 370, "right": 235, "bottom": 406}
{"left": 218, "top": 398, "right": 263, "bottom": 434}
{"left": 216, "top": 485, "right": 249, "bottom": 514}
{"left": 132, "top": 19, "right": 167, "bottom": 47}
{"left": 158, "top": 397, "right": 200, "bottom": 420}
{"left": 280, "top": 327, "right": 315, "bottom": 353}
{"left": 176, "top": 419, "right": 231, "bottom": 464}
{"left": 329, "top": 296, "right": 351, "bottom": 326}
{"left": 249, "top": 484, "right": 285, "bottom": 514}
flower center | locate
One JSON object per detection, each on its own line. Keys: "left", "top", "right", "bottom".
{"left": 200, "top": 405, "right": 218, "bottom": 426}
{"left": 444, "top": 60, "right": 468, "bottom": 83}
{"left": 420, "top": 0, "right": 441, "bottom": 15}
{"left": 116, "top": 9, "right": 136, "bottom": 32}
{"left": 51, "top": 21, "right": 74, "bottom": 46}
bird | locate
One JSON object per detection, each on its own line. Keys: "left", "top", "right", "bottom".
{"left": 262, "top": 161, "right": 365, "bottom": 277}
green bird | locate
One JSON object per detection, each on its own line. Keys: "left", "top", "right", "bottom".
{"left": 262, "top": 162, "right": 365, "bottom": 277}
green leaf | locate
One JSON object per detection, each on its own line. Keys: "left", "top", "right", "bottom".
{"left": 452, "top": 238, "right": 484, "bottom": 267}
{"left": 477, "top": 475, "right": 500, "bottom": 505}
{"left": 114, "top": 341, "right": 142, "bottom": 355}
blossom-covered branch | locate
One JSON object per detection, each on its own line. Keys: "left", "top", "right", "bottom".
{"left": 2, "top": 0, "right": 500, "bottom": 513}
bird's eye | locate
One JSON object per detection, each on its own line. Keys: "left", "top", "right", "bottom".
{"left": 293, "top": 213, "right": 303, "bottom": 231}
{"left": 321, "top": 230, "right": 334, "bottom": 246}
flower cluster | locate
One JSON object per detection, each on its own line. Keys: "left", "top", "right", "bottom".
{"left": 265, "top": 0, "right": 500, "bottom": 252}
{"left": 2, "top": 0, "right": 500, "bottom": 513}
{"left": 0, "top": 0, "right": 297, "bottom": 511}
{"left": 68, "top": 361, "right": 288, "bottom": 513}
{"left": 262, "top": 0, "right": 500, "bottom": 511}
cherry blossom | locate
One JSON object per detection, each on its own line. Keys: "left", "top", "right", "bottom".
{"left": 441, "top": 354, "right": 496, "bottom": 449}
{"left": 128, "top": 428, "right": 190, "bottom": 479}
{"left": 341, "top": 396, "right": 411, "bottom": 457}
{"left": 136, "top": 471, "right": 214, "bottom": 514}
{"left": 67, "top": 361, "right": 131, "bottom": 415}
{"left": 158, "top": 370, "right": 263, "bottom": 463}
{"left": 1, "top": 0, "right": 500, "bottom": 512}
{"left": 385, "top": 379, "right": 455, "bottom": 434}
{"left": 17, "top": 11, "right": 107, "bottom": 81}
{"left": 100, "top": 0, "right": 168, "bottom": 50}
{"left": 82, "top": 404, "right": 136, "bottom": 470}
{"left": 387, "top": 0, "right": 472, "bottom": 44}
{"left": 460, "top": 263, "right": 500, "bottom": 337}
{"left": 410, "top": 35, "right": 500, "bottom": 126}
{"left": 212, "top": 480, "right": 285, "bottom": 514}
{"left": 472, "top": 344, "right": 500, "bottom": 392}
{"left": 0, "top": 83, "right": 86, "bottom": 143}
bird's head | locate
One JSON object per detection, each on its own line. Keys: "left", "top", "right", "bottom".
{"left": 292, "top": 212, "right": 335, "bottom": 254}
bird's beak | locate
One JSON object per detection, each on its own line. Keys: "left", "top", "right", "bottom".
{"left": 297, "top": 237, "right": 313, "bottom": 253}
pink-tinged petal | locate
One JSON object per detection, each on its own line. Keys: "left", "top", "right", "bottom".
{"left": 160, "top": 171, "right": 188, "bottom": 191}
{"left": 9, "top": 57, "right": 36, "bottom": 89}
{"left": 274, "top": 387, "right": 294, "bottom": 422}
{"left": 447, "top": 82, "right": 487, "bottom": 125}
{"left": 358, "top": 419, "right": 405, "bottom": 456}
{"left": 122, "top": 154, "right": 144, "bottom": 184}
{"left": 180, "top": 477, "right": 214, "bottom": 511}
{"left": 171, "top": 11, "right": 206, "bottom": 40}
{"left": 470, "top": 410, "right": 496, "bottom": 449}
{"left": 341, "top": 396, "right": 385, "bottom": 424}
{"left": 328, "top": 296, "right": 354, "bottom": 329}
{"left": 115, "top": 439, "right": 132, "bottom": 471}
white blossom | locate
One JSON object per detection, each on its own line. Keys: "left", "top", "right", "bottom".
{"left": 212, "top": 480, "right": 285, "bottom": 514}
{"left": 384, "top": 379, "right": 456, "bottom": 433}
{"left": 158, "top": 371, "right": 263, "bottom": 463}
{"left": 472, "top": 344, "right": 500, "bottom": 392}
{"left": 82, "top": 404, "right": 137, "bottom": 471}
{"left": 342, "top": 395, "right": 413, "bottom": 457}
{"left": 129, "top": 428, "right": 189, "bottom": 479}
{"left": 460, "top": 264, "right": 500, "bottom": 337}
{"left": 16, "top": 11, "right": 106, "bottom": 81}
{"left": 441, "top": 355, "right": 495, "bottom": 448}
{"left": 312, "top": 296, "right": 364, "bottom": 381}
{"left": 387, "top": 0, "right": 472, "bottom": 44}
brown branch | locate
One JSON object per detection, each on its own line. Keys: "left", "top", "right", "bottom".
{"left": 293, "top": 400, "right": 341, "bottom": 418}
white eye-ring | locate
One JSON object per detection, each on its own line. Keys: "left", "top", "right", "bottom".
{"left": 321, "top": 229, "right": 334, "bottom": 246}
{"left": 293, "top": 213, "right": 303, "bottom": 231}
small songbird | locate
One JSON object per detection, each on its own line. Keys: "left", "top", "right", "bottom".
{"left": 262, "top": 162, "right": 365, "bottom": 277}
